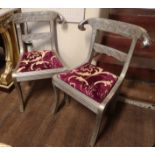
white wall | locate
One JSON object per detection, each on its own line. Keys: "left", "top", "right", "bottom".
{"left": 57, "top": 9, "right": 101, "bottom": 67}
{"left": 22, "top": 8, "right": 109, "bottom": 67}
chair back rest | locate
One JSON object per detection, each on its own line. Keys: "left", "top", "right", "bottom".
{"left": 12, "top": 11, "right": 64, "bottom": 54}
{"left": 78, "top": 18, "right": 151, "bottom": 80}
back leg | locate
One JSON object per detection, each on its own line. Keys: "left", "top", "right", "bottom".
{"left": 64, "top": 93, "right": 70, "bottom": 106}
{"left": 14, "top": 80, "right": 25, "bottom": 112}
{"left": 51, "top": 84, "right": 60, "bottom": 115}
{"left": 89, "top": 111, "right": 103, "bottom": 146}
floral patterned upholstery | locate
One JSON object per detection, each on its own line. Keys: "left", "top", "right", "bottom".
{"left": 58, "top": 63, "right": 118, "bottom": 103}
{"left": 17, "top": 50, "right": 63, "bottom": 72}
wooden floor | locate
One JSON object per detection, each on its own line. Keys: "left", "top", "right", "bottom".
{"left": 0, "top": 79, "right": 155, "bottom": 147}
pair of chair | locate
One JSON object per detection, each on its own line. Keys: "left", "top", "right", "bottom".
{"left": 12, "top": 11, "right": 150, "bottom": 146}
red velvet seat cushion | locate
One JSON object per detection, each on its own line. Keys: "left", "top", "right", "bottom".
{"left": 17, "top": 50, "right": 63, "bottom": 72}
{"left": 58, "top": 63, "right": 118, "bottom": 103}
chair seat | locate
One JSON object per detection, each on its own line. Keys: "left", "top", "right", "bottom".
{"left": 17, "top": 50, "right": 63, "bottom": 72}
{"left": 58, "top": 63, "right": 117, "bottom": 103}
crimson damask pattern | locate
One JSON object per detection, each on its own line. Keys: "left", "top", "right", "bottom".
{"left": 17, "top": 50, "right": 63, "bottom": 72}
{"left": 59, "top": 63, "right": 117, "bottom": 102}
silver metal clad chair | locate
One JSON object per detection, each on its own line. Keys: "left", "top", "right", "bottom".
{"left": 12, "top": 11, "right": 67, "bottom": 112}
{"left": 52, "top": 18, "right": 150, "bottom": 146}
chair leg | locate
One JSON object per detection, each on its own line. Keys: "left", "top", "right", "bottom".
{"left": 89, "top": 111, "right": 103, "bottom": 147}
{"left": 64, "top": 93, "right": 70, "bottom": 106}
{"left": 51, "top": 84, "right": 60, "bottom": 115}
{"left": 109, "top": 100, "right": 118, "bottom": 115}
{"left": 14, "top": 80, "right": 24, "bottom": 112}
{"left": 109, "top": 94, "right": 119, "bottom": 115}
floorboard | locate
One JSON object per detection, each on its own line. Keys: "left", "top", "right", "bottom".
{"left": 0, "top": 79, "right": 154, "bottom": 147}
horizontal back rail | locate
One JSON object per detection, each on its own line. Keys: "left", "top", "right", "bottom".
{"left": 22, "top": 33, "right": 52, "bottom": 43}
{"left": 88, "top": 18, "right": 146, "bottom": 39}
{"left": 94, "top": 43, "right": 127, "bottom": 62}
{"left": 12, "top": 11, "right": 58, "bottom": 23}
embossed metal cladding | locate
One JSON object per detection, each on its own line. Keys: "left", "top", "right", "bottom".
{"left": 52, "top": 17, "right": 150, "bottom": 146}
{"left": 79, "top": 18, "right": 151, "bottom": 39}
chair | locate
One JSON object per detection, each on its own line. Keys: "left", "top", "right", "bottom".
{"left": 52, "top": 18, "right": 150, "bottom": 146}
{"left": 12, "top": 11, "right": 67, "bottom": 112}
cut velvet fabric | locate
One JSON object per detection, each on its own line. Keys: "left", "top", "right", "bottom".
{"left": 17, "top": 50, "right": 63, "bottom": 72}
{"left": 58, "top": 63, "right": 118, "bottom": 103}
